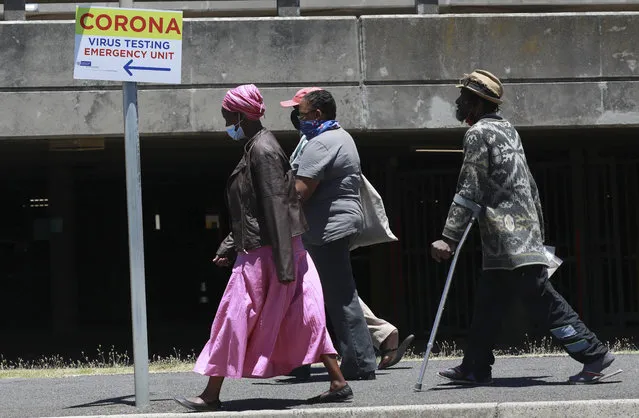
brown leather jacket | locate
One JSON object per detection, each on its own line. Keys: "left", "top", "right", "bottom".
{"left": 216, "top": 128, "right": 308, "bottom": 283}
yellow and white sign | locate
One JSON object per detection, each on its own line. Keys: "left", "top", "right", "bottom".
{"left": 74, "top": 6, "right": 183, "bottom": 84}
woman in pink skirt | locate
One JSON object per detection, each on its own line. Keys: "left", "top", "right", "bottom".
{"left": 174, "top": 84, "right": 352, "bottom": 412}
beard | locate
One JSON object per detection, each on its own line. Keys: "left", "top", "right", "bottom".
{"left": 455, "top": 106, "right": 468, "bottom": 122}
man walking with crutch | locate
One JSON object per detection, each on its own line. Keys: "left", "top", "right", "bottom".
{"left": 430, "top": 69, "right": 618, "bottom": 385}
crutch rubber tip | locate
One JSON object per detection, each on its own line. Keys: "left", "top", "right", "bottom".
{"left": 414, "top": 383, "right": 423, "bottom": 392}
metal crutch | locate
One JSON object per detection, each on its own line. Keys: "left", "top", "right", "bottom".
{"left": 414, "top": 194, "right": 481, "bottom": 392}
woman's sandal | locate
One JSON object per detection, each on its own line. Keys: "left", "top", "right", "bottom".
{"left": 307, "top": 384, "right": 353, "bottom": 404}
{"left": 378, "top": 334, "right": 415, "bottom": 370}
{"left": 173, "top": 396, "right": 222, "bottom": 411}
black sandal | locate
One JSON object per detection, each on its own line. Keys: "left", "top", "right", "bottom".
{"left": 379, "top": 334, "right": 415, "bottom": 369}
{"left": 173, "top": 396, "right": 222, "bottom": 411}
{"left": 307, "top": 384, "right": 353, "bottom": 404}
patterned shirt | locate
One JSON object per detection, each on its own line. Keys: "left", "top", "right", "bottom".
{"left": 442, "top": 115, "right": 549, "bottom": 270}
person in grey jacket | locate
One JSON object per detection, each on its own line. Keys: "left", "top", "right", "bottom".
{"left": 431, "top": 70, "right": 616, "bottom": 385}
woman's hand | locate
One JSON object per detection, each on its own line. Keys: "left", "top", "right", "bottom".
{"left": 212, "top": 255, "right": 230, "bottom": 267}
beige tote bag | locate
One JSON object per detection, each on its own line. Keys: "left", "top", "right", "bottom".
{"left": 350, "top": 174, "right": 399, "bottom": 250}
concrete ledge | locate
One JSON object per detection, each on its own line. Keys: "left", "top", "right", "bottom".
{"left": 0, "top": 1, "right": 277, "bottom": 17}
{"left": 5, "top": 81, "right": 639, "bottom": 138}
{"left": 440, "top": 0, "right": 639, "bottom": 4}
{"left": 362, "top": 13, "right": 639, "bottom": 81}
{"left": 6, "top": 13, "right": 639, "bottom": 89}
{"left": 3, "top": 14, "right": 639, "bottom": 137}
{"left": 60, "top": 399, "right": 639, "bottom": 418}
{"left": 0, "top": 86, "right": 363, "bottom": 138}
{"left": 0, "top": 17, "right": 359, "bottom": 88}
{"left": 366, "top": 81, "right": 639, "bottom": 130}
{"left": 497, "top": 399, "right": 639, "bottom": 418}
{"left": 439, "top": 0, "right": 639, "bottom": 8}
{"left": 3, "top": 81, "right": 639, "bottom": 138}
{"left": 0, "top": 1, "right": 416, "bottom": 20}
{"left": 61, "top": 404, "right": 499, "bottom": 418}
{"left": 182, "top": 17, "right": 359, "bottom": 85}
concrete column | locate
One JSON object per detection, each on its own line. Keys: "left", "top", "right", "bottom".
{"left": 416, "top": 0, "right": 438, "bottom": 14}
{"left": 3, "top": 0, "right": 26, "bottom": 21}
{"left": 278, "top": 0, "right": 300, "bottom": 16}
{"left": 48, "top": 162, "right": 78, "bottom": 333}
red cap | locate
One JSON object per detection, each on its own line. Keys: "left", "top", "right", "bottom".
{"left": 280, "top": 87, "right": 323, "bottom": 108}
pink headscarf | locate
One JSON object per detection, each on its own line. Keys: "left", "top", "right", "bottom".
{"left": 222, "top": 84, "right": 265, "bottom": 120}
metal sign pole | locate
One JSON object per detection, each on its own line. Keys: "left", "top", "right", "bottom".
{"left": 75, "top": 0, "right": 180, "bottom": 408}
{"left": 119, "top": 0, "right": 150, "bottom": 408}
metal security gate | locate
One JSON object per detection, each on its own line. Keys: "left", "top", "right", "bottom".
{"left": 393, "top": 167, "right": 481, "bottom": 336}
{"left": 584, "top": 157, "right": 639, "bottom": 329}
{"left": 535, "top": 162, "right": 581, "bottom": 314}
{"left": 390, "top": 154, "right": 639, "bottom": 338}
{"left": 393, "top": 163, "right": 578, "bottom": 336}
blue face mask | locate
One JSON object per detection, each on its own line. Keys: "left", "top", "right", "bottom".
{"left": 299, "top": 119, "right": 341, "bottom": 140}
{"left": 225, "top": 116, "right": 246, "bottom": 141}
{"left": 299, "top": 120, "right": 322, "bottom": 139}
{"left": 225, "top": 124, "right": 246, "bottom": 141}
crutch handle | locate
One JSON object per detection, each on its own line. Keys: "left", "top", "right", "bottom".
{"left": 453, "top": 194, "right": 482, "bottom": 216}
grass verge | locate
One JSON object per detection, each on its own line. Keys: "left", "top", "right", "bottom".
{"left": 0, "top": 346, "right": 197, "bottom": 379}
{"left": 2, "top": 337, "right": 637, "bottom": 379}
{"left": 401, "top": 336, "right": 639, "bottom": 361}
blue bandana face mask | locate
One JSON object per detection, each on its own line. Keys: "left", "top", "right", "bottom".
{"left": 299, "top": 120, "right": 321, "bottom": 139}
{"left": 225, "top": 115, "right": 246, "bottom": 141}
{"left": 299, "top": 119, "right": 340, "bottom": 140}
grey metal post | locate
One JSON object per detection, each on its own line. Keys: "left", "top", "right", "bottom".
{"left": 120, "top": 0, "right": 150, "bottom": 408}
{"left": 277, "top": 0, "right": 300, "bottom": 16}
{"left": 416, "top": 0, "right": 438, "bottom": 14}
{"left": 4, "top": 0, "right": 26, "bottom": 20}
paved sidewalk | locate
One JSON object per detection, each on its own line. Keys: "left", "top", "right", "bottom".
{"left": 0, "top": 355, "right": 635, "bottom": 417}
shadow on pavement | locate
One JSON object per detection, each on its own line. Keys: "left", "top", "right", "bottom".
{"left": 220, "top": 398, "right": 307, "bottom": 411}
{"left": 67, "top": 395, "right": 136, "bottom": 408}
{"left": 428, "top": 375, "right": 574, "bottom": 390}
{"left": 266, "top": 375, "right": 332, "bottom": 385}
{"left": 382, "top": 366, "right": 413, "bottom": 370}
{"left": 67, "top": 395, "right": 172, "bottom": 409}
{"left": 257, "top": 369, "right": 390, "bottom": 385}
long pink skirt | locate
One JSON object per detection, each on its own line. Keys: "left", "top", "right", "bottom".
{"left": 193, "top": 236, "right": 336, "bottom": 378}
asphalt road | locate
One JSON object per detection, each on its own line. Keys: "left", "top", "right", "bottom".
{"left": 1, "top": 355, "right": 635, "bottom": 417}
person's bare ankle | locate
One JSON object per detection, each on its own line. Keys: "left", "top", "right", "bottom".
{"left": 382, "top": 329, "right": 399, "bottom": 350}
{"left": 197, "top": 393, "right": 219, "bottom": 404}
{"left": 329, "top": 379, "right": 346, "bottom": 391}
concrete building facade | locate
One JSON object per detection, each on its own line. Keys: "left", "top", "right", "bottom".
{"left": 0, "top": 2, "right": 637, "bottom": 357}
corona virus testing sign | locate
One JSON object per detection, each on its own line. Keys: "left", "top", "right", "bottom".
{"left": 74, "top": 6, "right": 183, "bottom": 84}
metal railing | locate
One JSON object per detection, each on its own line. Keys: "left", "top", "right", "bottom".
{"left": 3, "top": 0, "right": 639, "bottom": 20}
{"left": 439, "top": 0, "right": 639, "bottom": 13}
{"left": 1, "top": 0, "right": 424, "bottom": 21}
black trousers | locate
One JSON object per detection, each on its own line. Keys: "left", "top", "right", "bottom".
{"left": 461, "top": 265, "right": 608, "bottom": 379}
